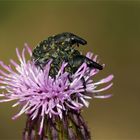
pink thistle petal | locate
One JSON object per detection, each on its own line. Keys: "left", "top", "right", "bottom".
{"left": 24, "top": 43, "right": 32, "bottom": 56}
{"left": 0, "top": 61, "right": 13, "bottom": 73}
{"left": 0, "top": 98, "right": 16, "bottom": 102}
{"left": 94, "top": 94, "right": 112, "bottom": 99}
{"left": 86, "top": 52, "right": 94, "bottom": 59}
{"left": 94, "top": 74, "right": 114, "bottom": 85}
{"left": 16, "top": 48, "right": 23, "bottom": 64}
{"left": 0, "top": 48, "right": 114, "bottom": 135}
{"left": 12, "top": 102, "right": 30, "bottom": 120}
{"left": 12, "top": 102, "right": 20, "bottom": 107}
{"left": 93, "top": 83, "right": 113, "bottom": 93}
{"left": 80, "top": 97, "right": 89, "bottom": 107}
{"left": 0, "top": 69, "right": 10, "bottom": 78}
{"left": 39, "top": 116, "right": 45, "bottom": 135}
{"left": 21, "top": 48, "right": 26, "bottom": 64}
{"left": 0, "top": 86, "right": 6, "bottom": 89}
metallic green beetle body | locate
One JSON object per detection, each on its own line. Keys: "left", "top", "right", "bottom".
{"left": 32, "top": 32, "right": 102, "bottom": 77}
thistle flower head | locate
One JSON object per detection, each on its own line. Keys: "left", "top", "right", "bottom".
{"left": 0, "top": 44, "right": 113, "bottom": 136}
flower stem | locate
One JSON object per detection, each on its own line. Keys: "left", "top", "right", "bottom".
{"left": 23, "top": 111, "right": 91, "bottom": 140}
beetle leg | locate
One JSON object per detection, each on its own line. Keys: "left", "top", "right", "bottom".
{"left": 81, "top": 77, "right": 87, "bottom": 91}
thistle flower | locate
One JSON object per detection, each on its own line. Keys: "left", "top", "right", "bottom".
{"left": 0, "top": 44, "right": 113, "bottom": 140}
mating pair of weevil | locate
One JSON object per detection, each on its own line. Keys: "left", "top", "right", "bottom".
{"left": 32, "top": 32, "right": 103, "bottom": 78}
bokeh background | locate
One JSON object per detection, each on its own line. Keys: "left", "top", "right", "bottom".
{"left": 0, "top": 1, "right": 140, "bottom": 140}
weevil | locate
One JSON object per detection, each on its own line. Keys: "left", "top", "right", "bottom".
{"left": 32, "top": 32, "right": 103, "bottom": 78}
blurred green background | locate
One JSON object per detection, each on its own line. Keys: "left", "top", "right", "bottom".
{"left": 0, "top": 1, "right": 140, "bottom": 140}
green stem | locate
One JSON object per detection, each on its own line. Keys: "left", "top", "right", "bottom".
{"left": 23, "top": 111, "right": 91, "bottom": 140}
